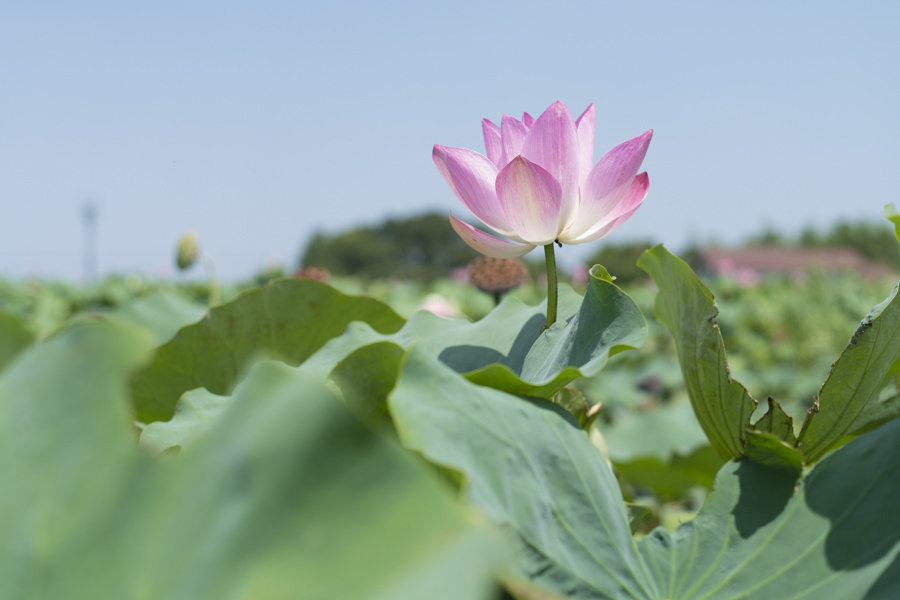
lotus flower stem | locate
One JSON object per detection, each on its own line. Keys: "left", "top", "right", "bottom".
{"left": 199, "top": 252, "right": 221, "bottom": 307}
{"left": 543, "top": 242, "right": 558, "bottom": 329}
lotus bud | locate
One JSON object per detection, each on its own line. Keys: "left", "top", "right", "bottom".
{"left": 467, "top": 256, "right": 529, "bottom": 305}
{"left": 176, "top": 232, "right": 199, "bottom": 270}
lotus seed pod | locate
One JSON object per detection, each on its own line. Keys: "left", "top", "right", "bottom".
{"left": 467, "top": 256, "right": 529, "bottom": 302}
{"left": 293, "top": 266, "right": 331, "bottom": 283}
{"left": 176, "top": 232, "right": 199, "bottom": 270}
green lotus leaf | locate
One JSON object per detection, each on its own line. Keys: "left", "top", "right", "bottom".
{"left": 0, "top": 321, "right": 504, "bottom": 599}
{"left": 798, "top": 280, "right": 900, "bottom": 461}
{"left": 307, "top": 268, "right": 647, "bottom": 400}
{"left": 388, "top": 348, "right": 900, "bottom": 599}
{"left": 637, "top": 244, "right": 758, "bottom": 460}
{"left": 130, "top": 278, "right": 405, "bottom": 423}
{"left": 0, "top": 311, "right": 34, "bottom": 373}
{"left": 139, "top": 387, "right": 229, "bottom": 455}
{"left": 111, "top": 290, "right": 207, "bottom": 345}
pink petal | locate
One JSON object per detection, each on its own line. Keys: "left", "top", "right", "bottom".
{"left": 449, "top": 213, "right": 535, "bottom": 258}
{"left": 482, "top": 119, "right": 502, "bottom": 167}
{"left": 495, "top": 156, "right": 563, "bottom": 246}
{"left": 562, "top": 172, "right": 649, "bottom": 245}
{"left": 522, "top": 112, "right": 535, "bottom": 128}
{"left": 520, "top": 101, "right": 581, "bottom": 232}
{"left": 566, "top": 129, "right": 652, "bottom": 239}
{"left": 575, "top": 104, "right": 596, "bottom": 189}
{"left": 499, "top": 114, "right": 529, "bottom": 167}
{"left": 433, "top": 145, "right": 517, "bottom": 238}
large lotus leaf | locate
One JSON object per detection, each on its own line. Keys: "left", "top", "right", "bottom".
{"left": 140, "top": 340, "right": 409, "bottom": 456}
{"left": 388, "top": 348, "right": 900, "bottom": 599}
{"left": 389, "top": 348, "right": 657, "bottom": 599}
{"left": 329, "top": 340, "right": 406, "bottom": 421}
{"left": 308, "top": 269, "right": 646, "bottom": 399}
{"left": 845, "top": 389, "right": 900, "bottom": 437}
{"left": 0, "top": 311, "right": 34, "bottom": 373}
{"left": 111, "top": 290, "right": 207, "bottom": 345}
{"left": 0, "top": 321, "right": 504, "bottom": 599}
{"left": 139, "top": 387, "right": 229, "bottom": 455}
{"left": 638, "top": 245, "right": 758, "bottom": 459}
{"left": 130, "top": 278, "right": 405, "bottom": 423}
{"left": 798, "top": 281, "right": 900, "bottom": 461}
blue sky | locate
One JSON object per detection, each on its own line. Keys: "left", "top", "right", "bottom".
{"left": 2, "top": 1, "right": 898, "bottom": 280}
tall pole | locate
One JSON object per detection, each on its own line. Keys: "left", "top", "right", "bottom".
{"left": 83, "top": 202, "right": 97, "bottom": 283}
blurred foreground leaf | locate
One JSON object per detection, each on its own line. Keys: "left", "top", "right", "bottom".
{"left": 130, "top": 278, "right": 405, "bottom": 423}
{"left": 139, "top": 387, "right": 228, "bottom": 455}
{"left": 111, "top": 290, "right": 207, "bottom": 345}
{"left": 0, "top": 322, "right": 504, "bottom": 599}
{"left": 0, "top": 311, "right": 34, "bottom": 373}
{"left": 388, "top": 349, "right": 900, "bottom": 599}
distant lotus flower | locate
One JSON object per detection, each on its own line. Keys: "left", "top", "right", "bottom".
{"left": 433, "top": 101, "right": 652, "bottom": 258}
{"left": 418, "top": 294, "right": 462, "bottom": 319}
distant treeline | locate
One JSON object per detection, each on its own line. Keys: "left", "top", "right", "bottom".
{"left": 299, "top": 212, "right": 900, "bottom": 283}
{"left": 745, "top": 222, "right": 900, "bottom": 267}
{"left": 299, "top": 213, "right": 479, "bottom": 282}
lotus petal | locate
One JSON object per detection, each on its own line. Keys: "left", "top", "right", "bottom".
{"left": 432, "top": 145, "right": 518, "bottom": 238}
{"left": 449, "top": 213, "right": 535, "bottom": 258}
{"left": 496, "top": 156, "right": 563, "bottom": 246}
{"left": 565, "top": 130, "right": 652, "bottom": 239}
{"left": 522, "top": 112, "right": 535, "bottom": 128}
{"left": 499, "top": 114, "right": 529, "bottom": 167}
{"left": 482, "top": 119, "right": 502, "bottom": 167}
{"left": 563, "top": 172, "right": 649, "bottom": 245}
{"left": 520, "top": 101, "right": 580, "bottom": 232}
{"left": 575, "top": 104, "right": 596, "bottom": 189}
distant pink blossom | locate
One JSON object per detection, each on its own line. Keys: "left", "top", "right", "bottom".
{"left": 571, "top": 263, "right": 590, "bottom": 285}
{"left": 434, "top": 101, "right": 651, "bottom": 258}
{"left": 450, "top": 266, "right": 469, "bottom": 283}
{"left": 417, "top": 294, "right": 462, "bottom": 319}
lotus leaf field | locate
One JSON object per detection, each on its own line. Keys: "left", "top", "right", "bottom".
{"left": 2, "top": 244, "right": 900, "bottom": 599}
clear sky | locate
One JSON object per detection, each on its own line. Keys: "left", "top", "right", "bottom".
{"left": 2, "top": 1, "right": 898, "bottom": 280}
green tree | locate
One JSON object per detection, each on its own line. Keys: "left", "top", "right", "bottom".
{"left": 300, "top": 213, "right": 478, "bottom": 281}
{"left": 821, "top": 221, "right": 900, "bottom": 267}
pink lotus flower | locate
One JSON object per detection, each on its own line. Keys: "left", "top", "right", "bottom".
{"left": 433, "top": 101, "right": 652, "bottom": 258}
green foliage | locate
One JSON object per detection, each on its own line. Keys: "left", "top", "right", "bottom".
{"left": 110, "top": 290, "right": 207, "bottom": 345}
{"left": 6, "top": 239, "right": 900, "bottom": 597}
{"left": 130, "top": 278, "right": 405, "bottom": 423}
{"left": 637, "top": 245, "right": 757, "bottom": 459}
{"left": 884, "top": 203, "right": 900, "bottom": 244}
{"left": 305, "top": 269, "right": 646, "bottom": 400}
{"left": 0, "top": 321, "right": 503, "bottom": 599}
{"left": 300, "top": 212, "right": 479, "bottom": 281}
{"left": 0, "top": 312, "right": 34, "bottom": 373}
{"left": 388, "top": 348, "right": 900, "bottom": 599}
{"left": 639, "top": 244, "right": 900, "bottom": 468}
{"left": 798, "top": 280, "right": 900, "bottom": 461}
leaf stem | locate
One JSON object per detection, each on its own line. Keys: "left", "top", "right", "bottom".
{"left": 544, "top": 242, "right": 558, "bottom": 329}
{"left": 200, "top": 251, "right": 220, "bottom": 307}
